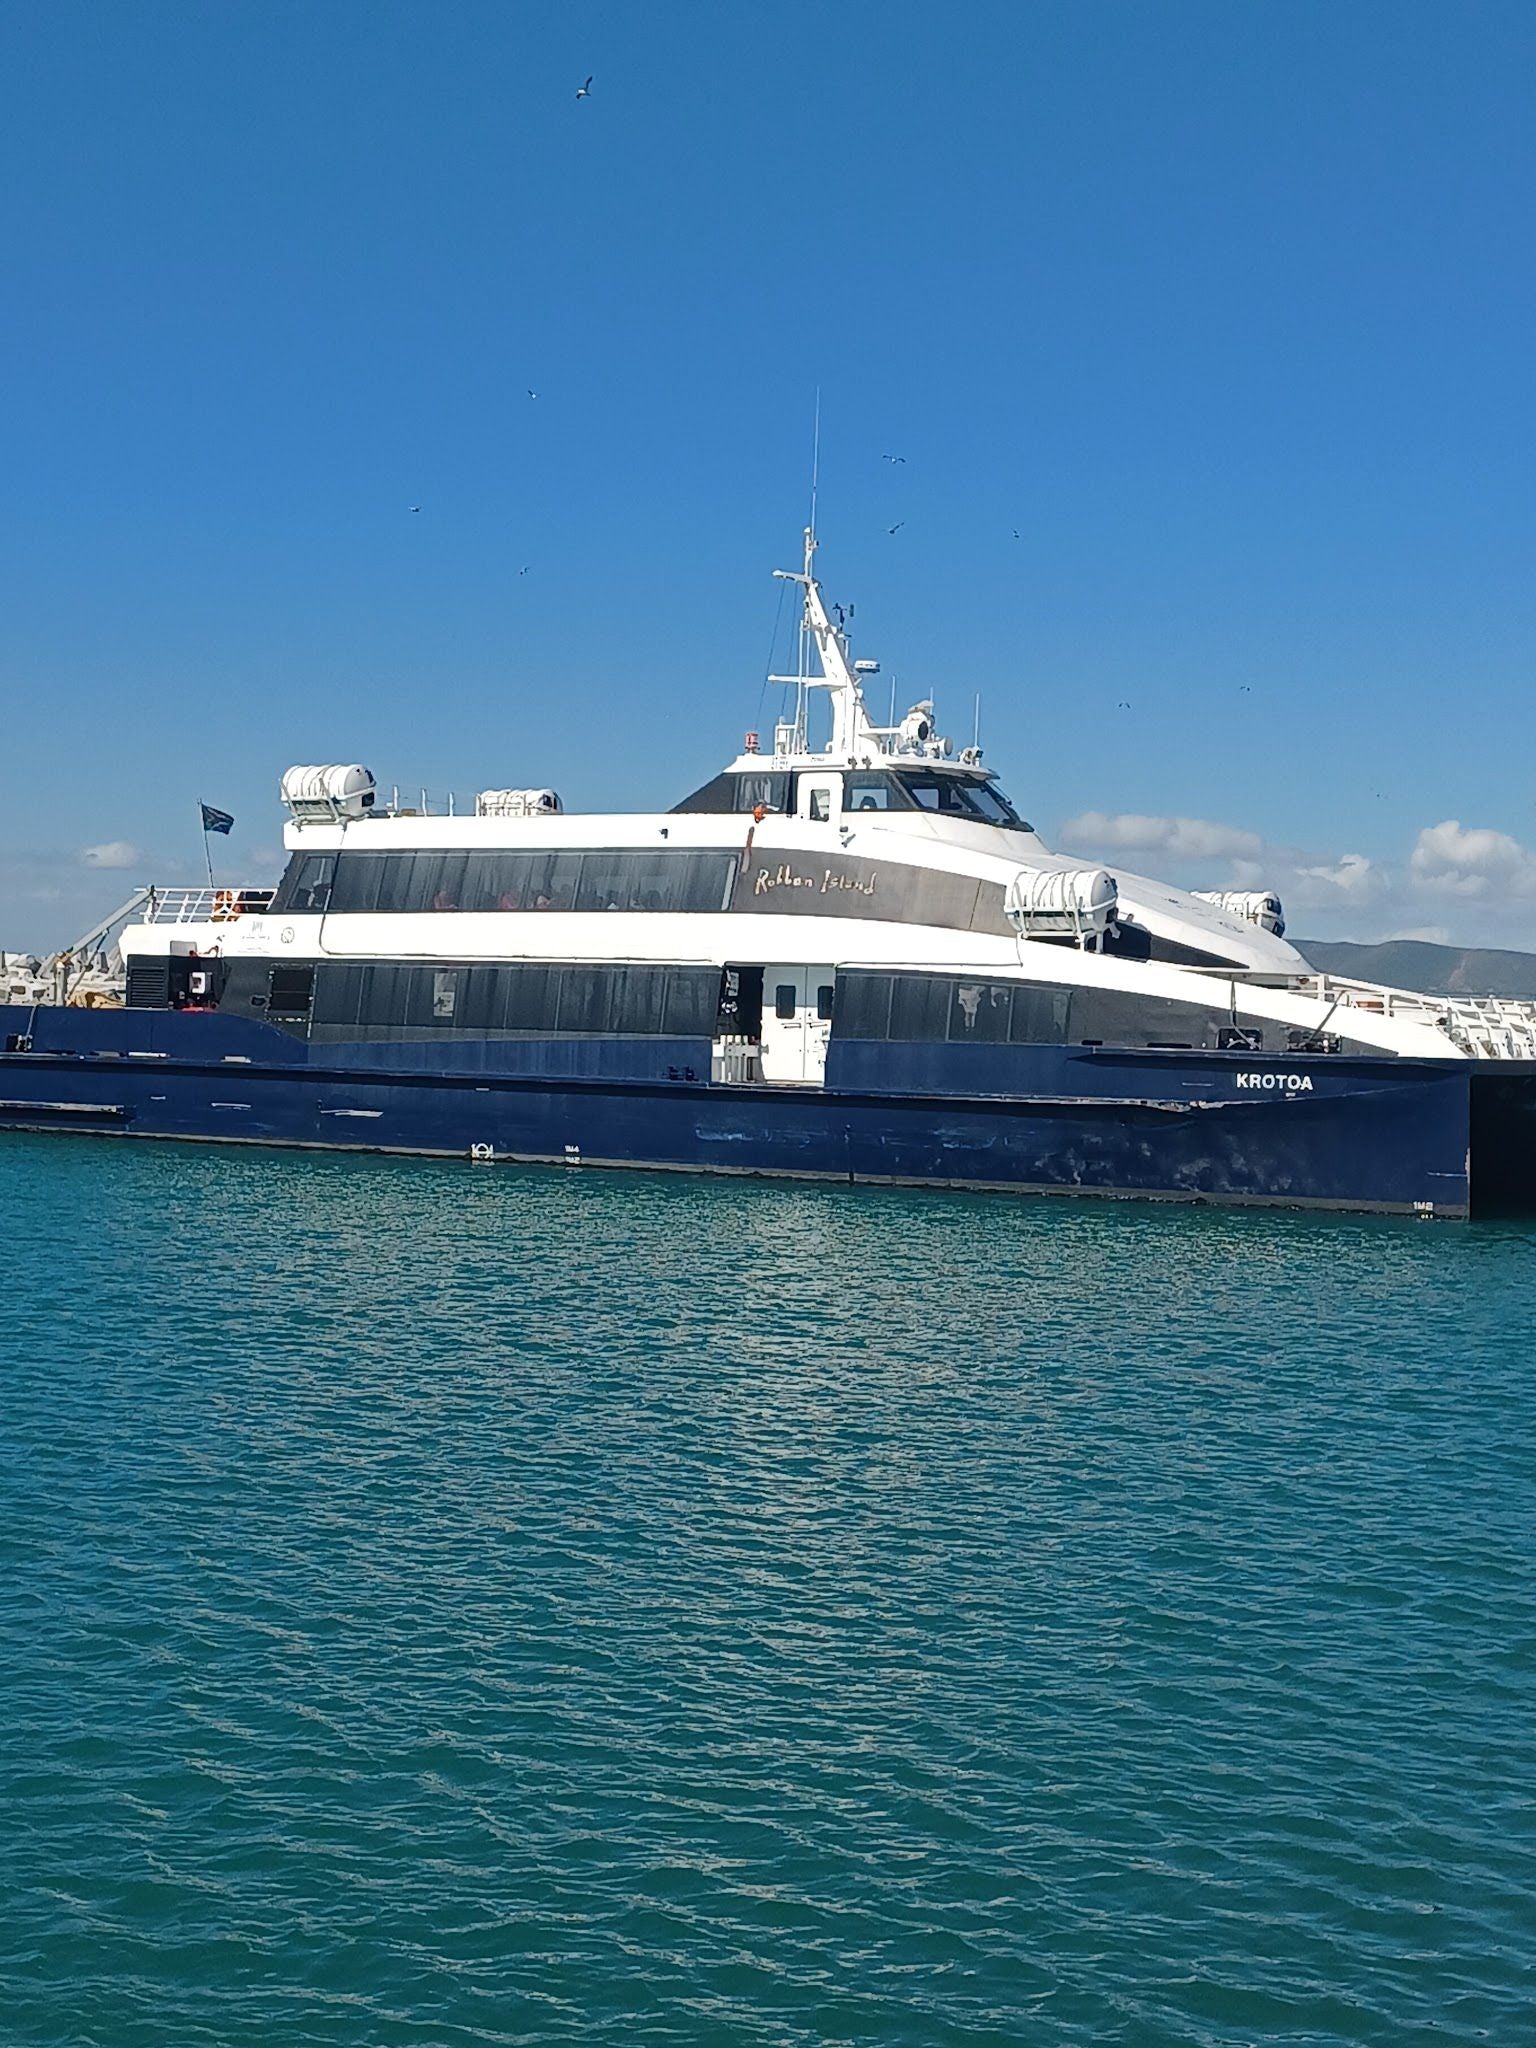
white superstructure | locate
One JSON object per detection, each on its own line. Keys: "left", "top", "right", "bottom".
{"left": 120, "top": 528, "right": 1536, "bottom": 1073}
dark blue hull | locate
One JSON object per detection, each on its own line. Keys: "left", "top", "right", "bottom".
{"left": 0, "top": 1003, "right": 1477, "bottom": 1215}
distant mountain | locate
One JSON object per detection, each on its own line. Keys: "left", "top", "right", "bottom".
{"left": 1298, "top": 937, "right": 1536, "bottom": 998}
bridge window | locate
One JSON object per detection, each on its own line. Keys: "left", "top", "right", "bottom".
{"left": 894, "top": 773, "right": 1032, "bottom": 831}
{"left": 270, "top": 853, "right": 335, "bottom": 914}
{"left": 844, "top": 773, "right": 910, "bottom": 812}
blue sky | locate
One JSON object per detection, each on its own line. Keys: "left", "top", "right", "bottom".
{"left": 4, "top": 0, "right": 1536, "bottom": 950}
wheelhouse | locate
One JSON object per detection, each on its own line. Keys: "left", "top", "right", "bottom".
{"left": 672, "top": 763, "right": 1034, "bottom": 830}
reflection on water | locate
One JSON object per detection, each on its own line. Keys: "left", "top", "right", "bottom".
{"left": 1, "top": 1135, "right": 1533, "bottom": 2046}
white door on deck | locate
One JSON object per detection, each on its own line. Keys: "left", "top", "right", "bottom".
{"left": 758, "top": 967, "right": 836, "bottom": 1084}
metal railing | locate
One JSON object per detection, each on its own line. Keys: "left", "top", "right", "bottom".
{"left": 141, "top": 887, "right": 275, "bottom": 926}
{"left": 713, "top": 1037, "right": 762, "bottom": 1084}
{"left": 1294, "top": 973, "right": 1536, "bottom": 1061}
{"left": 1436, "top": 995, "right": 1536, "bottom": 1061}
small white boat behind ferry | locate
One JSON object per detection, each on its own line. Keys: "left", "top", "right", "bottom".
{"left": 6, "top": 528, "right": 1536, "bottom": 1214}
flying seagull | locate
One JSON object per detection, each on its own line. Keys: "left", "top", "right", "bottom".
{"left": 527, "top": 388, "right": 538, "bottom": 399}
{"left": 887, "top": 521, "right": 905, "bottom": 534}
{"left": 882, "top": 454, "right": 906, "bottom": 464}
{"left": 1117, "top": 700, "right": 1132, "bottom": 709}
{"left": 409, "top": 504, "right": 421, "bottom": 513}
{"left": 575, "top": 76, "right": 592, "bottom": 99}
{"left": 519, "top": 565, "right": 530, "bottom": 576}
{"left": 1012, "top": 528, "right": 1021, "bottom": 539}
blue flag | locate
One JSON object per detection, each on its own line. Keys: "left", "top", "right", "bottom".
{"left": 200, "top": 804, "right": 234, "bottom": 836}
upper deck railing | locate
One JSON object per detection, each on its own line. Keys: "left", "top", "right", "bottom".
{"left": 1292, "top": 973, "right": 1536, "bottom": 1060}
{"left": 141, "top": 887, "right": 275, "bottom": 926}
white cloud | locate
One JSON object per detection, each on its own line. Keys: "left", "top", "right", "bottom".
{"left": 80, "top": 841, "right": 143, "bottom": 870}
{"left": 1053, "top": 807, "right": 1536, "bottom": 949}
{"left": 1291, "top": 852, "right": 1383, "bottom": 905}
{"left": 1059, "top": 811, "right": 1264, "bottom": 861}
{"left": 1409, "top": 819, "right": 1536, "bottom": 899}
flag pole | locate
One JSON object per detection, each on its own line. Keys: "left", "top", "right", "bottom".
{"left": 200, "top": 806, "right": 215, "bottom": 891}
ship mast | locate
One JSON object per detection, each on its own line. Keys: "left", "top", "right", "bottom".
{"left": 770, "top": 527, "right": 874, "bottom": 760}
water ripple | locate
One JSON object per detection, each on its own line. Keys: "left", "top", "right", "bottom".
{"left": 0, "top": 1134, "right": 1533, "bottom": 2045}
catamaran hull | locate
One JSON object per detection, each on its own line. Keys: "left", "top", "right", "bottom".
{"left": 0, "top": 1003, "right": 1502, "bottom": 1216}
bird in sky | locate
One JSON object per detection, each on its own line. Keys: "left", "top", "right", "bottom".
{"left": 1239, "top": 685, "right": 1252, "bottom": 694}
{"left": 883, "top": 454, "right": 906, "bottom": 464}
{"left": 575, "top": 76, "right": 593, "bottom": 99}
{"left": 527, "top": 388, "right": 538, "bottom": 399}
{"left": 1117, "top": 700, "right": 1132, "bottom": 709}
{"left": 519, "top": 565, "right": 530, "bottom": 576}
{"left": 409, "top": 504, "right": 421, "bottom": 513}
{"left": 887, "top": 521, "right": 905, "bottom": 534}
{"left": 1012, "top": 528, "right": 1021, "bottom": 540}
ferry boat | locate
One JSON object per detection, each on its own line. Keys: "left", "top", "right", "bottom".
{"left": 5, "top": 530, "right": 1536, "bottom": 1215}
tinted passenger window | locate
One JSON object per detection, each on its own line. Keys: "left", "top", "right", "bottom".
{"left": 887, "top": 975, "right": 949, "bottom": 1041}
{"left": 774, "top": 984, "right": 797, "bottom": 1020}
{"left": 1010, "top": 985, "right": 1073, "bottom": 1044}
{"left": 271, "top": 854, "right": 335, "bottom": 914}
{"left": 949, "top": 981, "right": 1010, "bottom": 1041}
{"left": 655, "top": 971, "right": 713, "bottom": 1036}
{"left": 833, "top": 973, "right": 892, "bottom": 1039}
{"left": 670, "top": 772, "right": 790, "bottom": 815}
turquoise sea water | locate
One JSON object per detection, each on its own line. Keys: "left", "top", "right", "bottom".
{"left": 1, "top": 1135, "right": 1533, "bottom": 2047}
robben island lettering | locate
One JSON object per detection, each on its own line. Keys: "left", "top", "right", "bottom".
{"left": 753, "top": 863, "right": 878, "bottom": 899}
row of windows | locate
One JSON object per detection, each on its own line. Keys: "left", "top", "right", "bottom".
{"left": 136, "top": 950, "right": 1278, "bottom": 1054}
{"left": 305, "top": 961, "right": 722, "bottom": 1040}
{"left": 835, "top": 972, "right": 1235, "bottom": 1050}
{"left": 269, "top": 847, "right": 1013, "bottom": 936}
{"left": 273, "top": 850, "right": 739, "bottom": 917}
{"left": 302, "top": 964, "right": 1233, "bottom": 1049}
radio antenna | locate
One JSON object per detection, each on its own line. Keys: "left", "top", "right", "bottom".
{"left": 808, "top": 386, "right": 821, "bottom": 539}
